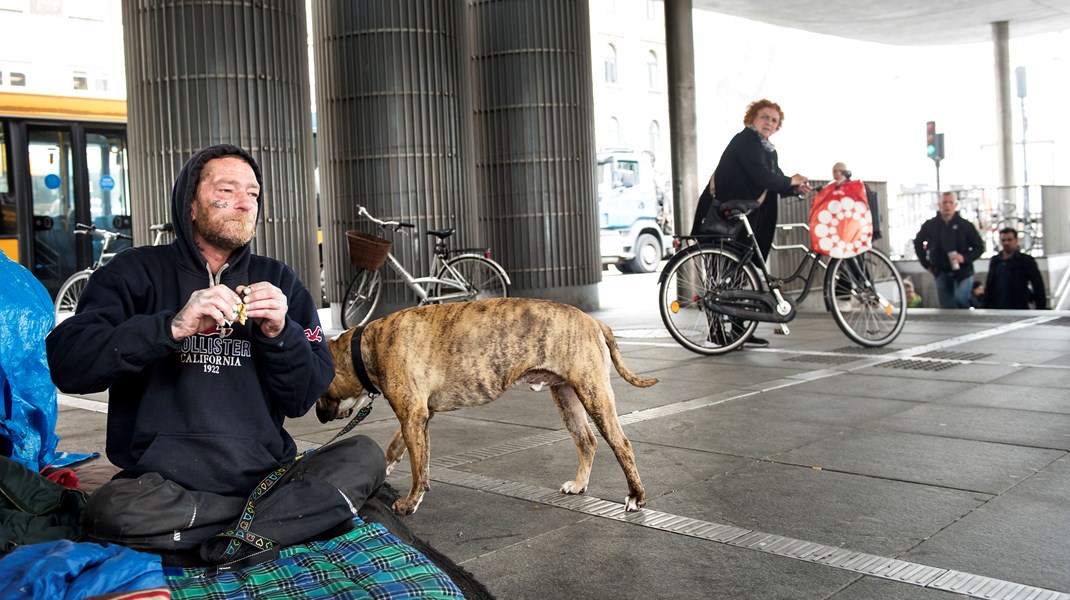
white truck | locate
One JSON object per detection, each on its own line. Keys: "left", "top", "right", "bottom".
{"left": 597, "top": 150, "right": 673, "bottom": 273}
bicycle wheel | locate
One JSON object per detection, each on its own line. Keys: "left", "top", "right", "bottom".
{"left": 54, "top": 270, "right": 93, "bottom": 324}
{"left": 659, "top": 244, "right": 760, "bottom": 355}
{"left": 341, "top": 268, "right": 382, "bottom": 329}
{"left": 432, "top": 255, "right": 508, "bottom": 302}
{"left": 825, "top": 248, "right": 906, "bottom": 347}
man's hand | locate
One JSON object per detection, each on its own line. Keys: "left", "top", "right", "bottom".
{"left": 237, "top": 282, "right": 288, "bottom": 338}
{"left": 172, "top": 284, "right": 244, "bottom": 341}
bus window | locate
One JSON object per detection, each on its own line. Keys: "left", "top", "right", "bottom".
{"left": 28, "top": 128, "right": 75, "bottom": 295}
{"left": 86, "top": 131, "right": 131, "bottom": 251}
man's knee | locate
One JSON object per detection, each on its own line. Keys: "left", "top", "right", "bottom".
{"left": 84, "top": 473, "right": 243, "bottom": 550}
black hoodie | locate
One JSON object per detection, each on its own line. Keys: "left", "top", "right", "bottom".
{"left": 46, "top": 145, "right": 333, "bottom": 496}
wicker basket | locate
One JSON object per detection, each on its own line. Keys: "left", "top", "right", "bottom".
{"left": 346, "top": 231, "right": 392, "bottom": 270}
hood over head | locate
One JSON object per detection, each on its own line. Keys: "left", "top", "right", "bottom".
{"left": 169, "top": 144, "right": 264, "bottom": 274}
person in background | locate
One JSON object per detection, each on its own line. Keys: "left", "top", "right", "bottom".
{"left": 46, "top": 144, "right": 385, "bottom": 566}
{"left": 983, "top": 227, "right": 1047, "bottom": 309}
{"left": 970, "top": 280, "right": 985, "bottom": 309}
{"left": 912, "top": 191, "right": 984, "bottom": 308}
{"left": 831, "top": 162, "right": 849, "bottom": 187}
{"left": 704, "top": 98, "right": 810, "bottom": 347}
{"left": 903, "top": 276, "right": 923, "bottom": 308}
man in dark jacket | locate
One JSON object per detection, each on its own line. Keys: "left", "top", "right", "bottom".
{"left": 46, "top": 145, "right": 385, "bottom": 565}
{"left": 913, "top": 192, "right": 985, "bottom": 308}
{"left": 983, "top": 227, "right": 1047, "bottom": 309}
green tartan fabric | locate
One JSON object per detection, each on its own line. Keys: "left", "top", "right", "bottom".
{"left": 165, "top": 518, "right": 464, "bottom": 599}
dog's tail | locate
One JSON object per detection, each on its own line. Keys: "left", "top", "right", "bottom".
{"left": 599, "top": 321, "right": 658, "bottom": 388}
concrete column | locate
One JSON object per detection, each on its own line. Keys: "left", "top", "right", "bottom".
{"left": 993, "top": 21, "right": 1015, "bottom": 196}
{"left": 663, "top": 0, "right": 698, "bottom": 235}
{"left": 312, "top": 1, "right": 475, "bottom": 318}
{"left": 469, "top": 0, "right": 600, "bottom": 310}
{"left": 122, "top": 0, "right": 319, "bottom": 295}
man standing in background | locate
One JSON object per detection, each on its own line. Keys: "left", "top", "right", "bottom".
{"left": 912, "top": 192, "right": 985, "bottom": 308}
{"left": 983, "top": 227, "right": 1047, "bottom": 309}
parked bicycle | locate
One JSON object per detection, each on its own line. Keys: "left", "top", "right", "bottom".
{"left": 659, "top": 198, "right": 906, "bottom": 355}
{"left": 340, "top": 205, "right": 511, "bottom": 328}
{"left": 54, "top": 222, "right": 173, "bottom": 323}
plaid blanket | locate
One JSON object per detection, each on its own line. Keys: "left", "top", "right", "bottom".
{"left": 166, "top": 518, "right": 464, "bottom": 599}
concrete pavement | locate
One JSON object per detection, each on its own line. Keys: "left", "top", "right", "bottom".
{"left": 55, "top": 270, "right": 1070, "bottom": 600}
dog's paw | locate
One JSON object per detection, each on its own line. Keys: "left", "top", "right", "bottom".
{"left": 560, "top": 480, "right": 588, "bottom": 495}
{"left": 391, "top": 496, "right": 422, "bottom": 516}
{"left": 624, "top": 495, "right": 645, "bottom": 512}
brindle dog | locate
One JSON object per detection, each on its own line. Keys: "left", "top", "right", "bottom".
{"left": 316, "top": 297, "right": 657, "bottom": 516}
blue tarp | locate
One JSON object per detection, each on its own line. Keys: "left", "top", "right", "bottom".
{"left": 0, "top": 254, "right": 93, "bottom": 470}
{"left": 0, "top": 539, "right": 166, "bottom": 599}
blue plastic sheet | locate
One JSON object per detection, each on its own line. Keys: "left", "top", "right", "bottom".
{"left": 0, "top": 253, "right": 61, "bottom": 470}
{"left": 0, "top": 540, "right": 166, "bottom": 599}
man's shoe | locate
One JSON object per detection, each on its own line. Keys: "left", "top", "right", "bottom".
{"left": 745, "top": 336, "right": 770, "bottom": 347}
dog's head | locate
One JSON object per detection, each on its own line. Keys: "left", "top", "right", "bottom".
{"left": 315, "top": 328, "right": 368, "bottom": 423}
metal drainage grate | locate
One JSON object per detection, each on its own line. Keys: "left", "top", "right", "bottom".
{"left": 785, "top": 354, "right": 863, "bottom": 365}
{"left": 917, "top": 350, "right": 992, "bottom": 362}
{"left": 828, "top": 345, "right": 901, "bottom": 355}
{"left": 875, "top": 359, "right": 959, "bottom": 372}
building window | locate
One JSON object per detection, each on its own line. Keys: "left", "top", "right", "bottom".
{"left": 647, "top": 51, "right": 658, "bottom": 89}
{"left": 649, "top": 121, "right": 661, "bottom": 158}
{"left": 10, "top": 71, "right": 25, "bottom": 86}
{"left": 607, "top": 117, "right": 621, "bottom": 148}
{"left": 95, "top": 76, "right": 108, "bottom": 92}
{"left": 73, "top": 71, "right": 88, "bottom": 90}
{"left": 603, "top": 44, "right": 617, "bottom": 84}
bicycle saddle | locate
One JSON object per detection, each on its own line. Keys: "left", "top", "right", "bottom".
{"left": 719, "top": 199, "right": 759, "bottom": 217}
{"left": 426, "top": 228, "right": 455, "bottom": 240}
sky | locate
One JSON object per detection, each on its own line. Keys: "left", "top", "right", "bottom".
{"left": 690, "top": 12, "right": 1069, "bottom": 193}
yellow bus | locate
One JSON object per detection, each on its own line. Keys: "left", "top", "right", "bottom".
{"left": 0, "top": 91, "right": 129, "bottom": 297}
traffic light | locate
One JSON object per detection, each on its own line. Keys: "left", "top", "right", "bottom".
{"left": 926, "top": 121, "right": 937, "bottom": 159}
{"left": 934, "top": 133, "right": 945, "bottom": 161}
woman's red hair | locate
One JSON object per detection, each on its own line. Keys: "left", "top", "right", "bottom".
{"left": 743, "top": 99, "right": 784, "bottom": 131}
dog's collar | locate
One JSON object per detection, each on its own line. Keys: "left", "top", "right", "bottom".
{"left": 350, "top": 326, "right": 382, "bottom": 398}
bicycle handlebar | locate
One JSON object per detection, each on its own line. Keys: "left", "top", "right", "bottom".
{"left": 73, "top": 222, "right": 134, "bottom": 241}
{"left": 355, "top": 205, "right": 416, "bottom": 232}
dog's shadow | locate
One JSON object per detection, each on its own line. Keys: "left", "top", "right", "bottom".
{"left": 359, "top": 483, "right": 496, "bottom": 600}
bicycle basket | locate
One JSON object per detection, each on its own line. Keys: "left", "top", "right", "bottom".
{"left": 345, "top": 231, "right": 392, "bottom": 270}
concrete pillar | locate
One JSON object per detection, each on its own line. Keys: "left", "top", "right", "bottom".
{"left": 992, "top": 21, "right": 1015, "bottom": 198}
{"left": 312, "top": 1, "right": 475, "bottom": 319}
{"left": 469, "top": 0, "right": 600, "bottom": 310}
{"left": 122, "top": 0, "right": 319, "bottom": 295}
{"left": 663, "top": 0, "right": 698, "bottom": 235}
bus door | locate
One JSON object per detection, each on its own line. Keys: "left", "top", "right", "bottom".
{"left": 26, "top": 124, "right": 129, "bottom": 297}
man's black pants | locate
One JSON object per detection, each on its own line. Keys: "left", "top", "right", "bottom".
{"left": 82, "top": 435, "right": 387, "bottom": 563}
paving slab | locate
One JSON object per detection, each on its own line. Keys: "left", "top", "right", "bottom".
{"left": 653, "top": 460, "right": 986, "bottom": 557}
{"left": 872, "top": 403, "right": 1070, "bottom": 450}
{"left": 780, "top": 430, "right": 1064, "bottom": 494}
{"left": 461, "top": 516, "right": 859, "bottom": 600}
{"left": 451, "top": 436, "right": 749, "bottom": 508}
{"left": 903, "top": 455, "right": 1070, "bottom": 593}
{"left": 623, "top": 402, "right": 847, "bottom": 460}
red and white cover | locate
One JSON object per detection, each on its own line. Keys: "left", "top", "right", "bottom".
{"left": 809, "top": 179, "right": 873, "bottom": 258}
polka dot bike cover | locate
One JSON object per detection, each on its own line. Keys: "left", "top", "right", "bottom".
{"left": 808, "top": 179, "right": 873, "bottom": 258}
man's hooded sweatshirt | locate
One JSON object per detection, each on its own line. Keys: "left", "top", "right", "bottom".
{"left": 46, "top": 145, "right": 334, "bottom": 496}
